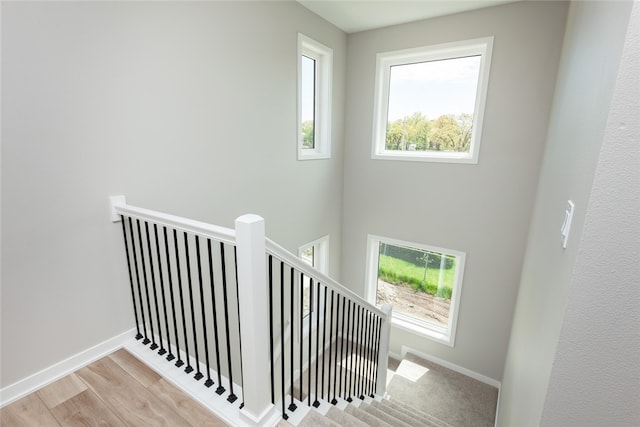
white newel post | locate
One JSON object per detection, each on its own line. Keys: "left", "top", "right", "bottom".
{"left": 235, "top": 215, "right": 278, "bottom": 425}
{"left": 375, "top": 304, "right": 393, "bottom": 397}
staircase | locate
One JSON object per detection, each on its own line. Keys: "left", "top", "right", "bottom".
{"left": 282, "top": 350, "right": 499, "bottom": 427}
{"left": 287, "top": 398, "right": 451, "bottom": 427}
{"left": 111, "top": 199, "right": 497, "bottom": 427}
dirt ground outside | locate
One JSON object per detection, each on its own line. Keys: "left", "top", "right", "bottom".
{"left": 376, "top": 279, "right": 450, "bottom": 326}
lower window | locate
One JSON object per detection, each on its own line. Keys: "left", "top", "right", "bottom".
{"left": 299, "top": 235, "right": 329, "bottom": 317}
{"left": 365, "top": 235, "right": 465, "bottom": 346}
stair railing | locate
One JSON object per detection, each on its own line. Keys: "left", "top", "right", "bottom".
{"left": 110, "top": 197, "right": 391, "bottom": 426}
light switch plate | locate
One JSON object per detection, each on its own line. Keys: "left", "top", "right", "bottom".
{"left": 560, "top": 200, "right": 575, "bottom": 249}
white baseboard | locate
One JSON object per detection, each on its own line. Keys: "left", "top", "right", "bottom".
{"left": 400, "top": 345, "right": 502, "bottom": 389}
{"left": 0, "top": 329, "right": 134, "bottom": 408}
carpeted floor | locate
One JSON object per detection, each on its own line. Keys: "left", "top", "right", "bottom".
{"left": 385, "top": 353, "right": 498, "bottom": 427}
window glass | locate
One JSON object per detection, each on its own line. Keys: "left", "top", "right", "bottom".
{"left": 372, "top": 37, "right": 493, "bottom": 163}
{"left": 366, "top": 235, "right": 465, "bottom": 345}
{"left": 301, "top": 55, "right": 316, "bottom": 149}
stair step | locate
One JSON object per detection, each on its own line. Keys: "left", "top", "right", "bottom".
{"left": 382, "top": 399, "right": 453, "bottom": 427}
{"left": 325, "top": 406, "right": 369, "bottom": 426}
{"left": 372, "top": 400, "right": 440, "bottom": 427}
{"left": 344, "top": 404, "right": 394, "bottom": 427}
{"left": 295, "top": 409, "right": 340, "bottom": 427}
{"left": 359, "top": 403, "right": 414, "bottom": 427}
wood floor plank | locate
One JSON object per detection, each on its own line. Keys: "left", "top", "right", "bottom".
{"left": 148, "top": 378, "right": 229, "bottom": 427}
{"left": 0, "top": 393, "right": 61, "bottom": 426}
{"left": 50, "top": 389, "right": 128, "bottom": 427}
{"left": 37, "top": 373, "right": 88, "bottom": 409}
{"left": 76, "top": 357, "right": 191, "bottom": 426}
{"left": 108, "top": 348, "right": 160, "bottom": 388}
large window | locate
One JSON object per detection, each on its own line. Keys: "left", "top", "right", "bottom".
{"left": 298, "top": 34, "right": 333, "bottom": 160}
{"left": 372, "top": 37, "right": 493, "bottom": 164}
{"left": 365, "top": 235, "right": 465, "bottom": 346}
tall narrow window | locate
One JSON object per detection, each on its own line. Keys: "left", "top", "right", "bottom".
{"left": 299, "top": 235, "right": 329, "bottom": 317}
{"left": 298, "top": 34, "right": 332, "bottom": 160}
{"left": 365, "top": 235, "right": 466, "bottom": 346}
{"left": 372, "top": 37, "right": 493, "bottom": 164}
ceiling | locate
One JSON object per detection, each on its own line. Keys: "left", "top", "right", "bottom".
{"left": 297, "top": 0, "right": 520, "bottom": 34}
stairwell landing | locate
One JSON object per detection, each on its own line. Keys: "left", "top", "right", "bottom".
{"left": 283, "top": 352, "right": 498, "bottom": 427}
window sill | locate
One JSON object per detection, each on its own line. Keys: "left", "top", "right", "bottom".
{"left": 298, "top": 151, "right": 331, "bottom": 161}
{"left": 372, "top": 150, "right": 477, "bottom": 164}
{"left": 391, "top": 313, "right": 455, "bottom": 347}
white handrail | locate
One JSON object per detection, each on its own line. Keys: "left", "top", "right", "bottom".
{"left": 265, "top": 237, "right": 387, "bottom": 319}
{"left": 114, "top": 204, "right": 236, "bottom": 245}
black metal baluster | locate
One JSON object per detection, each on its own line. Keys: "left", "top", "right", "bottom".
{"left": 347, "top": 304, "right": 356, "bottom": 402}
{"left": 232, "top": 247, "right": 244, "bottom": 408}
{"left": 361, "top": 310, "right": 369, "bottom": 397}
{"left": 307, "top": 279, "right": 313, "bottom": 407}
{"left": 279, "top": 262, "right": 288, "bottom": 420}
{"left": 268, "top": 255, "right": 275, "bottom": 404}
{"left": 358, "top": 307, "right": 366, "bottom": 399}
{"left": 208, "top": 239, "right": 225, "bottom": 395}
{"left": 371, "top": 314, "right": 379, "bottom": 397}
{"left": 136, "top": 219, "right": 154, "bottom": 347}
{"left": 163, "top": 227, "right": 178, "bottom": 363}
{"left": 339, "top": 295, "right": 346, "bottom": 399}
{"left": 331, "top": 296, "right": 340, "bottom": 405}
{"left": 320, "top": 286, "right": 328, "bottom": 401}
{"left": 364, "top": 310, "right": 372, "bottom": 397}
{"left": 130, "top": 218, "right": 148, "bottom": 343}
{"left": 120, "top": 216, "right": 142, "bottom": 340}
{"left": 352, "top": 305, "right": 361, "bottom": 400}
{"left": 288, "top": 267, "right": 296, "bottom": 412}
{"left": 344, "top": 300, "right": 353, "bottom": 402}
{"left": 183, "top": 233, "right": 200, "bottom": 378}
{"left": 173, "top": 229, "right": 189, "bottom": 369}
{"left": 327, "top": 290, "right": 335, "bottom": 405}
{"left": 145, "top": 222, "right": 162, "bottom": 352}
{"left": 313, "top": 281, "right": 321, "bottom": 408}
{"left": 373, "top": 316, "right": 382, "bottom": 396}
{"left": 371, "top": 316, "right": 381, "bottom": 397}
{"left": 299, "top": 272, "right": 304, "bottom": 403}
{"left": 220, "top": 243, "right": 237, "bottom": 403}
{"left": 195, "top": 236, "right": 213, "bottom": 386}
{"left": 153, "top": 225, "right": 170, "bottom": 357}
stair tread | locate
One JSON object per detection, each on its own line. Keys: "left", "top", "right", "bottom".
{"left": 326, "top": 406, "right": 369, "bottom": 427}
{"left": 360, "top": 403, "right": 415, "bottom": 427}
{"left": 297, "top": 409, "right": 341, "bottom": 427}
{"left": 382, "top": 399, "right": 453, "bottom": 427}
{"left": 372, "top": 400, "right": 443, "bottom": 427}
{"left": 345, "top": 404, "right": 395, "bottom": 427}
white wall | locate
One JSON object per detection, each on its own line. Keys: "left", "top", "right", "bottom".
{"left": 0, "top": 1, "right": 346, "bottom": 388}
{"left": 540, "top": 2, "right": 640, "bottom": 425}
{"left": 341, "top": 1, "right": 568, "bottom": 381}
{"left": 497, "top": 1, "right": 634, "bottom": 425}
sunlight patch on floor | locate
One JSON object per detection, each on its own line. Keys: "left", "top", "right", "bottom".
{"left": 395, "top": 360, "right": 429, "bottom": 382}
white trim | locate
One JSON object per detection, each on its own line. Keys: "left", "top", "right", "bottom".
{"left": 297, "top": 33, "right": 333, "bottom": 160}
{"left": 297, "top": 234, "right": 330, "bottom": 275}
{"left": 0, "top": 329, "right": 134, "bottom": 408}
{"left": 365, "top": 234, "right": 466, "bottom": 347}
{"left": 371, "top": 37, "right": 494, "bottom": 164}
{"left": 115, "top": 204, "right": 236, "bottom": 245}
{"left": 125, "top": 338, "right": 281, "bottom": 427}
{"left": 400, "top": 345, "right": 501, "bottom": 389}
{"left": 267, "top": 237, "right": 386, "bottom": 318}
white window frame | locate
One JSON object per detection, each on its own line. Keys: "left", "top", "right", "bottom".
{"left": 371, "top": 37, "right": 494, "bottom": 164}
{"left": 364, "top": 234, "right": 466, "bottom": 347}
{"left": 298, "top": 33, "right": 333, "bottom": 160}
{"left": 298, "top": 234, "right": 330, "bottom": 275}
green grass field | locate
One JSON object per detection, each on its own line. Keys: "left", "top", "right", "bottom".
{"left": 378, "top": 254, "right": 455, "bottom": 299}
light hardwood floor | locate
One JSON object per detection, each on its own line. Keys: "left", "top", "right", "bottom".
{"left": 0, "top": 349, "right": 228, "bottom": 426}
